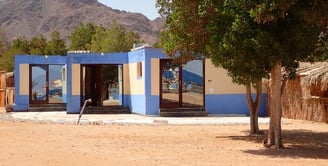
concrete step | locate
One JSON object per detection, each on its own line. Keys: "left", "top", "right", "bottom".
{"left": 83, "top": 106, "right": 130, "bottom": 114}
{"left": 28, "top": 107, "right": 66, "bottom": 112}
{"left": 160, "top": 107, "right": 208, "bottom": 117}
{"left": 160, "top": 111, "right": 208, "bottom": 117}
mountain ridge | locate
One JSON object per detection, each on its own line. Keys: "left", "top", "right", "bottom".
{"left": 0, "top": 0, "right": 164, "bottom": 46}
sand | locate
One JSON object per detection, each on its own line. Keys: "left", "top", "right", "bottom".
{"left": 0, "top": 119, "right": 327, "bottom": 166}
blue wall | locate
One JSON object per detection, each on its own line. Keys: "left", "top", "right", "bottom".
{"left": 67, "top": 52, "right": 128, "bottom": 64}
{"left": 15, "top": 55, "right": 67, "bottom": 64}
{"left": 206, "top": 94, "right": 267, "bottom": 116}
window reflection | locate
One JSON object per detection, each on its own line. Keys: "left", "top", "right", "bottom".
{"left": 161, "top": 61, "right": 180, "bottom": 105}
{"left": 31, "top": 65, "right": 47, "bottom": 101}
{"left": 182, "top": 60, "right": 204, "bottom": 106}
{"left": 49, "top": 65, "right": 65, "bottom": 103}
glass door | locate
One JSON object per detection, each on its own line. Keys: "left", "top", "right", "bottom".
{"left": 30, "top": 65, "right": 49, "bottom": 104}
{"left": 160, "top": 59, "right": 181, "bottom": 107}
{"left": 160, "top": 59, "right": 205, "bottom": 108}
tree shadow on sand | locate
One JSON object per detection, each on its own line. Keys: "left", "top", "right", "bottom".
{"left": 216, "top": 129, "right": 328, "bottom": 159}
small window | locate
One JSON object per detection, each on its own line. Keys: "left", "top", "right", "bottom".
{"left": 137, "top": 62, "right": 142, "bottom": 78}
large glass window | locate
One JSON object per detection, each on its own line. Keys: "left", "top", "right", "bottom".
{"left": 161, "top": 60, "right": 180, "bottom": 107}
{"left": 31, "top": 65, "right": 48, "bottom": 103}
{"left": 48, "top": 65, "right": 65, "bottom": 103}
{"left": 160, "top": 59, "right": 204, "bottom": 108}
{"left": 182, "top": 60, "right": 204, "bottom": 106}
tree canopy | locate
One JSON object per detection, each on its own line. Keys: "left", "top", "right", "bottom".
{"left": 0, "top": 21, "right": 140, "bottom": 72}
{"left": 45, "top": 31, "right": 67, "bottom": 55}
{"left": 90, "top": 22, "right": 140, "bottom": 52}
{"left": 69, "top": 23, "right": 97, "bottom": 51}
{"left": 0, "top": 28, "right": 8, "bottom": 56}
{"left": 69, "top": 22, "right": 140, "bottom": 53}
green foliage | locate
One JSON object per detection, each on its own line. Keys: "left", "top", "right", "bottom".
{"left": 9, "top": 31, "right": 67, "bottom": 56}
{"left": 45, "top": 31, "right": 67, "bottom": 55}
{"left": 29, "top": 35, "right": 47, "bottom": 55}
{"left": 69, "top": 23, "right": 97, "bottom": 50}
{"left": 157, "top": 0, "right": 328, "bottom": 85}
{"left": 0, "top": 29, "right": 7, "bottom": 56}
{"left": 0, "top": 47, "right": 24, "bottom": 72}
{"left": 158, "top": 0, "right": 211, "bottom": 63}
{"left": 250, "top": 0, "right": 328, "bottom": 25}
{"left": 11, "top": 37, "right": 30, "bottom": 54}
{"left": 90, "top": 25, "right": 107, "bottom": 52}
{"left": 90, "top": 22, "right": 140, "bottom": 52}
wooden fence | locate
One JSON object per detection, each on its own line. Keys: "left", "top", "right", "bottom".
{"left": 0, "top": 71, "right": 6, "bottom": 107}
{"left": 0, "top": 71, "right": 15, "bottom": 110}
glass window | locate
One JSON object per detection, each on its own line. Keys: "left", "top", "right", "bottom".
{"left": 137, "top": 62, "right": 142, "bottom": 78}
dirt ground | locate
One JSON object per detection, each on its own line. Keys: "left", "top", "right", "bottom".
{"left": 0, "top": 118, "right": 327, "bottom": 166}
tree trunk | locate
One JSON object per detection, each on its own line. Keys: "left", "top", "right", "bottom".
{"left": 246, "top": 79, "right": 263, "bottom": 135}
{"left": 266, "top": 60, "right": 283, "bottom": 149}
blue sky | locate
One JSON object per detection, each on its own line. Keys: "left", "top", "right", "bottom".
{"left": 98, "top": 0, "right": 160, "bottom": 20}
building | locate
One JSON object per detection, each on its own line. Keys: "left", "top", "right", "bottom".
{"left": 14, "top": 47, "right": 266, "bottom": 116}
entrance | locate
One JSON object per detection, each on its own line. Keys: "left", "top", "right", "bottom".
{"left": 160, "top": 59, "right": 205, "bottom": 108}
{"left": 81, "top": 64, "right": 123, "bottom": 107}
{"left": 30, "top": 64, "right": 66, "bottom": 104}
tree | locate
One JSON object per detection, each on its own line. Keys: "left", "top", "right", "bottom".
{"left": 45, "top": 31, "right": 67, "bottom": 55}
{"left": 90, "top": 22, "right": 140, "bottom": 52}
{"left": 29, "top": 35, "right": 47, "bottom": 55}
{"left": 158, "top": 0, "right": 266, "bottom": 134}
{"left": 0, "top": 47, "right": 24, "bottom": 72}
{"left": 90, "top": 25, "right": 107, "bottom": 52}
{"left": 69, "top": 23, "right": 97, "bottom": 50}
{"left": 157, "top": 0, "right": 328, "bottom": 149}
{"left": 249, "top": 0, "right": 328, "bottom": 149}
{"left": 0, "top": 28, "right": 8, "bottom": 56}
{"left": 11, "top": 37, "right": 30, "bottom": 54}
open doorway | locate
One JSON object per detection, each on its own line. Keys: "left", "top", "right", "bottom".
{"left": 81, "top": 64, "right": 123, "bottom": 107}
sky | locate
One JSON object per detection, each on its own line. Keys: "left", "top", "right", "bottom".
{"left": 98, "top": 0, "right": 160, "bottom": 20}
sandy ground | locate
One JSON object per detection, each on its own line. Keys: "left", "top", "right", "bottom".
{"left": 0, "top": 118, "right": 327, "bottom": 166}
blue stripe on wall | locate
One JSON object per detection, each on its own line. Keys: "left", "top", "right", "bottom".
{"left": 13, "top": 95, "right": 29, "bottom": 111}
{"left": 67, "top": 53, "right": 128, "bottom": 64}
{"left": 124, "top": 94, "right": 146, "bottom": 115}
{"left": 15, "top": 55, "right": 66, "bottom": 64}
{"left": 146, "top": 95, "right": 160, "bottom": 115}
{"left": 128, "top": 49, "right": 146, "bottom": 63}
{"left": 66, "top": 95, "right": 81, "bottom": 113}
{"left": 205, "top": 94, "right": 267, "bottom": 116}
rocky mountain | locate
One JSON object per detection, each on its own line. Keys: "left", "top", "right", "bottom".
{"left": 0, "top": 0, "right": 165, "bottom": 46}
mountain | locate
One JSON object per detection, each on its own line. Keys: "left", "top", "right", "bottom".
{"left": 0, "top": 0, "right": 165, "bottom": 46}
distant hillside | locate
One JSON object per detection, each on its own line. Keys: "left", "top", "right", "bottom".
{"left": 0, "top": 0, "right": 165, "bottom": 46}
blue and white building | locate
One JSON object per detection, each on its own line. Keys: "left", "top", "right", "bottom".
{"left": 13, "top": 47, "right": 267, "bottom": 116}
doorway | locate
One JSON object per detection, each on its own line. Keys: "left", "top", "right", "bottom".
{"left": 30, "top": 64, "right": 66, "bottom": 104}
{"left": 160, "top": 59, "right": 205, "bottom": 108}
{"left": 81, "top": 64, "right": 123, "bottom": 107}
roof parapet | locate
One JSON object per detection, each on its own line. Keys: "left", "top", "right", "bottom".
{"left": 131, "top": 43, "right": 150, "bottom": 51}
